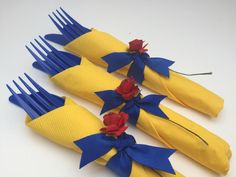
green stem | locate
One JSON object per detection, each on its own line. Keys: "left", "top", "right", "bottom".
{"left": 170, "top": 69, "right": 212, "bottom": 76}
{"left": 168, "top": 119, "right": 208, "bottom": 146}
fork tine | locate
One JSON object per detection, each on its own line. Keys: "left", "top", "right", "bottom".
{"left": 52, "top": 50, "right": 78, "bottom": 67}
{"left": 56, "top": 9, "right": 81, "bottom": 36}
{"left": 26, "top": 45, "right": 57, "bottom": 76}
{"left": 7, "top": 84, "right": 39, "bottom": 119}
{"left": 49, "top": 14, "right": 74, "bottom": 41}
{"left": 13, "top": 80, "right": 47, "bottom": 115}
{"left": 24, "top": 73, "right": 64, "bottom": 107}
{"left": 31, "top": 39, "right": 65, "bottom": 73}
{"left": 52, "top": 12, "right": 78, "bottom": 38}
{"left": 30, "top": 41, "right": 63, "bottom": 73}
{"left": 56, "top": 9, "right": 72, "bottom": 25}
{"left": 39, "top": 36, "right": 79, "bottom": 67}
{"left": 38, "top": 36, "right": 70, "bottom": 68}
{"left": 39, "top": 35, "right": 72, "bottom": 66}
{"left": 18, "top": 76, "right": 56, "bottom": 111}
{"left": 59, "top": 7, "right": 90, "bottom": 33}
{"left": 38, "top": 36, "right": 57, "bottom": 52}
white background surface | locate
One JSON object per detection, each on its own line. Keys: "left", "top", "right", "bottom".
{"left": 0, "top": 0, "right": 235, "bottom": 177}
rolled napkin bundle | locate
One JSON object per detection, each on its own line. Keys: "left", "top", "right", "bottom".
{"left": 26, "top": 37, "right": 231, "bottom": 175}
{"left": 45, "top": 8, "right": 223, "bottom": 117}
{"left": 7, "top": 74, "right": 182, "bottom": 177}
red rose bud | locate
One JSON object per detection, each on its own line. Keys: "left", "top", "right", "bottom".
{"left": 100, "top": 112, "right": 129, "bottom": 138}
{"left": 115, "top": 76, "right": 139, "bottom": 100}
{"left": 129, "top": 39, "right": 148, "bottom": 54}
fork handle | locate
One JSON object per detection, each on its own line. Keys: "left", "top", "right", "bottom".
{"left": 45, "top": 33, "right": 69, "bottom": 46}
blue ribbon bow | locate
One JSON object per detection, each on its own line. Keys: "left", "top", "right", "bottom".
{"left": 95, "top": 91, "right": 168, "bottom": 125}
{"left": 102, "top": 52, "right": 174, "bottom": 84}
{"left": 74, "top": 133, "right": 176, "bottom": 177}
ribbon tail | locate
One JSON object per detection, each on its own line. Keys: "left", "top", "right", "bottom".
{"left": 107, "top": 151, "right": 132, "bottom": 177}
{"left": 102, "top": 52, "right": 133, "bottom": 73}
{"left": 95, "top": 90, "right": 124, "bottom": 114}
{"left": 121, "top": 103, "right": 140, "bottom": 125}
{"left": 127, "top": 56, "right": 145, "bottom": 84}
{"left": 146, "top": 58, "right": 175, "bottom": 77}
{"left": 126, "top": 145, "right": 176, "bottom": 174}
{"left": 44, "top": 33, "right": 70, "bottom": 46}
{"left": 74, "top": 134, "right": 114, "bottom": 168}
{"left": 138, "top": 95, "right": 168, "bottom": 119}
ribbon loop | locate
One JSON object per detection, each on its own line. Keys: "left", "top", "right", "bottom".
{"left": 103, "top": 52, "right": 133, "bottom": 73}
{"left": 95, "top": 90, "right": 124, "bottom": 114}
{"left": 137, "top": 94, "right": 168, "bottom": 118}
{"left": 146, "top": 57, "right": 175, "bottom": 77}
{"left": 74, "top": 134, "right": 115, "bottom": 168}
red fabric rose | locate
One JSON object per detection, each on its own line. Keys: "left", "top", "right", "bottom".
{"left": 115, "top": 76, "right": 139, "bottom": 100}
{"left": 100, "top": 112, "right": 129, "bottom": 138}
{"left": 129, "top": 39, "right": 148, "bottom": 54}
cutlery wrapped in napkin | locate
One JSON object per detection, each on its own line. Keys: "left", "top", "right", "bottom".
{"left": 45, "top": 8, "right": 223, "bottom": 117}
{"left": 7, "top": 75, "right": 182, "bottom": 177}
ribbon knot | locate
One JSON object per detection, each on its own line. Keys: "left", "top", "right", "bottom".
{"left": 113, "top": 134, "right": 136, "bottom": 151}
{"left": 95, "top": 91, "right": 168, "bottom": 125}
{"left": 123, "top": 94, "right": 141, "bottom": 108}
{"left": 74, "top": 133, "right": 176, "bottom": 177}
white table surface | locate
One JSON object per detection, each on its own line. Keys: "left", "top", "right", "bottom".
{"left": 0, "top": 0, "right": 235, "bottom": 177}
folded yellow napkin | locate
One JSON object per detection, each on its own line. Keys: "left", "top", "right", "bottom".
{"left": 63, "top": 29, "right": 223, "bottom": 117}
{"left": 25, "top": 97, "right": 183, "bottom": 177}
{"left": 49, "top": 58, "right": 231, "bottom": 175}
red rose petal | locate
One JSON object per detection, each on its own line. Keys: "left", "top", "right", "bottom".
{"left": 115, "top": 77, "right": 139, "bottom": 100}
{"left": 101, "top": 112, "right": 129, "bottom": 137}
{"left": 115, "top": 126, "right": 128, "bottom": 137}
{"left": 129, "top": 39, "right": 148, "bottom": 54}
{"left": 129, "top": 39, "right": 144, "bottom": 51}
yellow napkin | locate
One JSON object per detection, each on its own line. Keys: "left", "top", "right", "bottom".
{"left": 50, "top": 58, "right": 231, "bottom": 175}
{"left": 64, "top": 29, "right": 223, "bottom": 117}
{"left": 25, "top": 97, "right": 182, "bottom": 177}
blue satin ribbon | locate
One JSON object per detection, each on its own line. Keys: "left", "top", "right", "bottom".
{"left": 95, "top": 91, "right": 168, "bottom": 125}
{"left": 102, "top": 52, "right": 174, "bottom": 84}
{"left": 74, "top": 133, "right": 176, "bottom": 177}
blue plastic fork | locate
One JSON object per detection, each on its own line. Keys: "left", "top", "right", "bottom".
{"left": 7, "top": 73, "right": 64, "bottom": 119}
{"left": 45, "top": 7, "right": 90, "bottom": 45}
{"left": 26, "top": 36, "right": 81, "bottom": 76}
